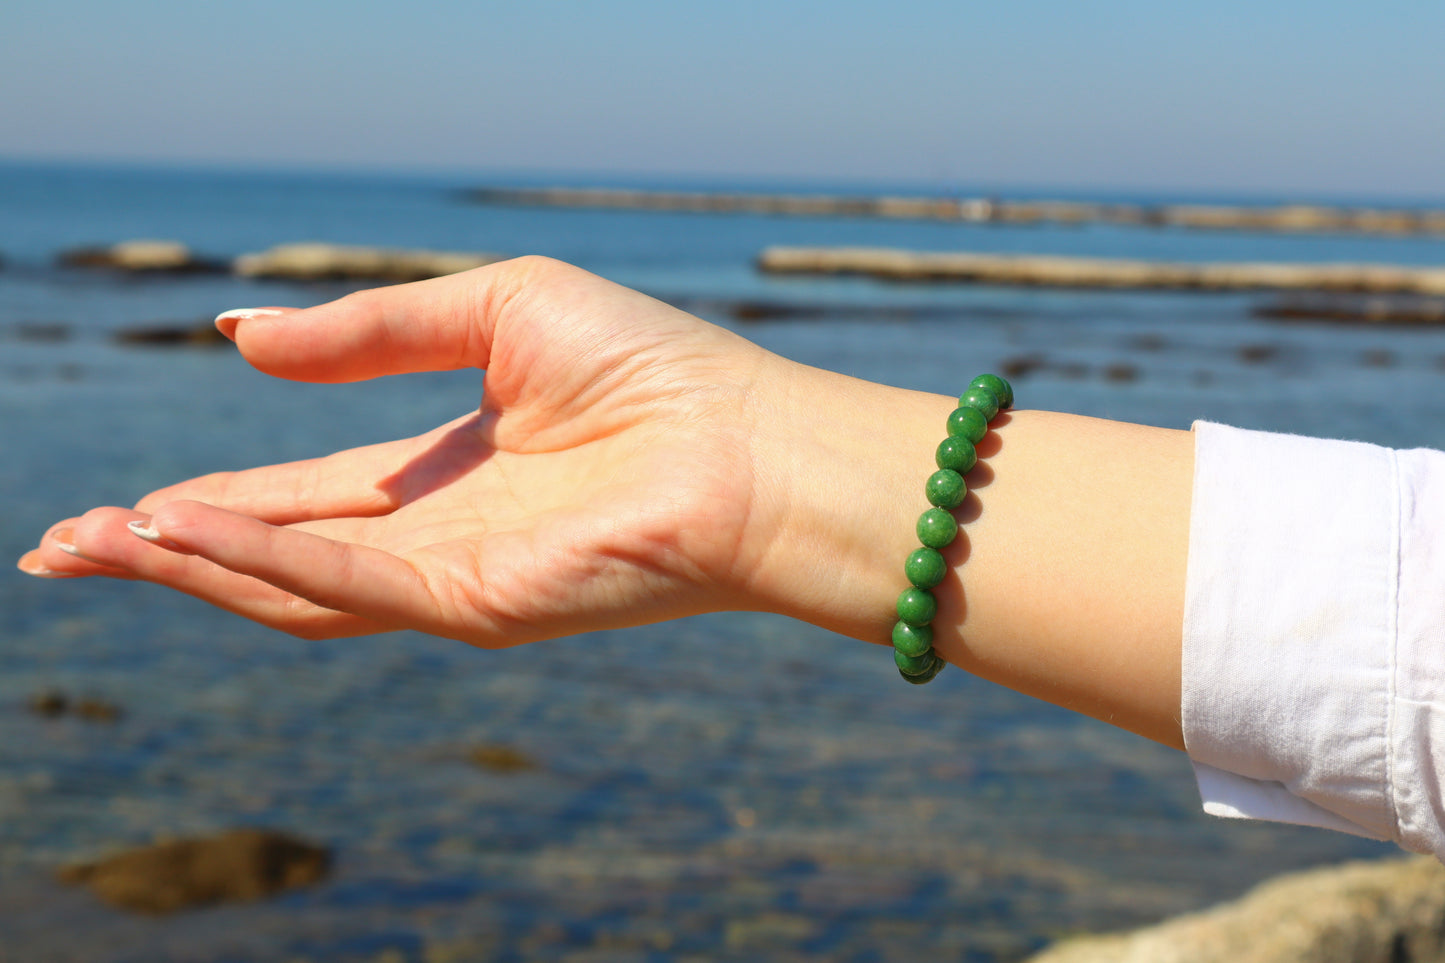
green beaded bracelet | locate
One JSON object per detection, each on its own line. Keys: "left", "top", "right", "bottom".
{"left": 891, "top": 373, "right": 1013, "bottom": 684}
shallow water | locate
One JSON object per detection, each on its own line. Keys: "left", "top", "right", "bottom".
{"left": 3, "top": 162, "right": 1442, "bottom": 961}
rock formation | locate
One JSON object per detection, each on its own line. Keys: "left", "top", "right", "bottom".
{"left": 758, "top": 247, "right": 1445, "bottom": 296}
{"left": 59, "top": 240, "right": 223, "bottom": 273}
{"left": 1027, "top": 857, "right": 1445, "bottom": 963}
{"left": 468, "top": 187, "right": 1445, "bottom": 236}
{"left": 112, "top": 320, "right": 231, "bottom": 346}
{"left": 233, "top": 243, "right": 503, "bottom": 282}
{"left": 56, "top": 828, "right": 331, "bottom": 914}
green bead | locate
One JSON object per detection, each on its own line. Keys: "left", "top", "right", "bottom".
{"left": 970, "top": 373, "right": 1013, "bottom": 410}
{"left": 925, "top": 469, "right": 967, "bottom": 509}
{"left": 946, "top": 405, "right": 989, "bottom": 444}
{"left": 899, "top": 653, "right": 946, "bottom": 684}
{"left": 891, "top": 620, "right": 934, "bottom": 657}
{"left": 935, "top": 436, "right": 977, "bottom": 474}
{"left": 958, "top": 386, "right": 1000, "bottom": 421}
{"left": 896, "top": 587, "right": 937, "bottom": 626}
{"left": 895, "top": 648, "right": 939, "bottom": 677}
{"left": 905, "top": 546, "right": 947, "bottom": 589}
{"left": 916, "top": 508, "right": 958, "bottom": 549}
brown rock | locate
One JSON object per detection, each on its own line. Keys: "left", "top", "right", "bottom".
{"left": 27, "top": 689, "right": 68, "bottom": 717}
{"left": 59, "top": 240, "right": 222, "bottom": 273}
{"left": 73, "top": 698, "right": 123, "bottom": 722}
{"left": 1102, "top": 363, "right": 1140, "bottom": 383}
{"left": 1256, "top": 296, "right": 1445, "bottom": 326}
{"left": 468, "top": 744, "right": 536, "bottom": 773}
{"left": 56, "top": 828, "right": 330, "bottom": 914}
{"left": 1237, "top": 344, "right": 1280, "bottom": 364}
{"left": 999, "top": 354, "right": 1049, "bottom": 380}
{"left": 1026, "top": 857, "right": 1445, "bottom": 963}
{"left": 25, "top": 689, "right": 122, "bottom": 721}
{"left": 113, "top": 321, "right": 231, "bottom": 347}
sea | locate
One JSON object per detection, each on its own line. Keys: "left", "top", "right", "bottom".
{"left": 3, "top": 160, "right": 1443, "bottom": 962}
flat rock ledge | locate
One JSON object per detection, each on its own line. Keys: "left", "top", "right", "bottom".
{"left": 1027, "top": 857, "right": 1445, "bottom": 963}
{"left": 469, "top": 187, "right": 1445, "bottom": 236}
{"left": 758, "top": 247, "right": 1445, "bottom": 296}
{"left": 59, "top": 240, "right": 225, "bottom": 273}
{"left": 233, "top": 243, "right": 503, "bottom": 282}
{"left": 1257, "top": 296, "right": 1445, "bottom": 326}
{"left": 56, "top": 828, "right": 330, "bottom": 914}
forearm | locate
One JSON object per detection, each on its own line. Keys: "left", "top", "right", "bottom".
{"left": 17, "top": 259, "right": 1191, "bottom": 750}
{"left": 740, "top": 355, "right": 1193, "bottom": 749}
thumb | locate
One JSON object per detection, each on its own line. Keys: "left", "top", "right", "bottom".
{"left": 213, "top": 257, "right": 541, "bottom": 384}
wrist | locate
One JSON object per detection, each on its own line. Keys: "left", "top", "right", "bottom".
{"left": 735, "top": 354, "right": 954, "bottom": 642}
{"left": 731, "top": 354, "right": 1192, "bottom": 745}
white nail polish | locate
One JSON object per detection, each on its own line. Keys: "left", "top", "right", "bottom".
{"left": 55, "top": 539, "right": 83, "bottom": 557}
{"left": 127, "top": 520, "right": 162, "bottom": 542}
{"left": 214, "top": 307, "right": 284, "bottom": 324}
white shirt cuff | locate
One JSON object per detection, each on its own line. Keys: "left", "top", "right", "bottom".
{"left": 1182, "top": 422, "right": 1399, "bottom": 844}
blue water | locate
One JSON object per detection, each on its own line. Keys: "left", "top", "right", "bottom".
{"left": 4, "top": 160, "right": 1444, "bottom": 961}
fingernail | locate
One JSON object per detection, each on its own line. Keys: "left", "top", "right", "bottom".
{"left": 127, "top": 519, "right": 160, "bottom": 540}
{"left": 214, "top": 307, "right": 285, "bottom": 340}
{"left": 50, "top": 526, "right": 81, "bottom": 556}
{"left": 127, "top": 519, "right": 189, "bottom": 553}
{"left": 17, "top": 555, "right": 72, "bottom": 578}
{"left": 215, "top": 307, "right": 284, "bottom": 323}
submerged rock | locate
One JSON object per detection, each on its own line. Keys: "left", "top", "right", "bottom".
{"left": 56, "top": 828, "right": 331, "bottom": 914}
{"left": 233, "top": 243, "right": 504, "bottom": 282}
{"left": 59, "top": 240, "right": 224, "bottom": 274}
{"left": 112, "top": 321, "right": 230, "bottom": 347}
{"left": 468, "top": 743, "right": 536, "bottom": 773}
{"left": 1101, "top": 362, "right": 1140, "bottom": 383}
{"left": 1256, "top": 296, "right": 1445, "bottom": 326}
{"left": 25, "top": 689, "right": 121, "bottom": 722}
{"left": 1027, "top": 857, "right": 1445, "bottom": 963}
{"left": 27, "top": 689, "right": 68, "bottom": 718}
{"left": 73, "top": 697, "right": 124, "bottom": 722}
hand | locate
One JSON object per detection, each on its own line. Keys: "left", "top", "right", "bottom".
{"left": 18, "top": 257, "right": 776, "bottom": 645}
{"left": 19, "top": 255, "right": 1194, "bottom": 746}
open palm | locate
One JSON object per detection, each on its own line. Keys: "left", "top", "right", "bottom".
{"left": 24, "top": 258, "right": 771, "bottom": 645}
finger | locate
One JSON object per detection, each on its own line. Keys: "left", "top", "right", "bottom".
{"left": 133, "top": 433, "right": 422, "bottom": 521}
{"left": 135, "top": 462, "right": 392, "bottom": 525}
{"left": 20, "top": 519, "right": 140, "bottom": 579}
{"left": 17, "top": 549, "right": 88, "bottom": 579}
{"left": 143, "top": 500, "right": 443, "bottom": 632}
{"left": 133, "top": 411, "right": 488, "bottom": 522}
{"left": 38, "top": 506, "right": 382, "bottom": 638}
{"left": 220, "top": 256, "right": 573, "bottom": 383}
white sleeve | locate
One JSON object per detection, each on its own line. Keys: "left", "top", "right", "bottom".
{"left": 1182, "top": 421, "right": 1445, "bottom": 857}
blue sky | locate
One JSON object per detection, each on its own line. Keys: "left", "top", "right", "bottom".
{"left": 4, "top": 0, "right": 1443, "bottom": 198}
